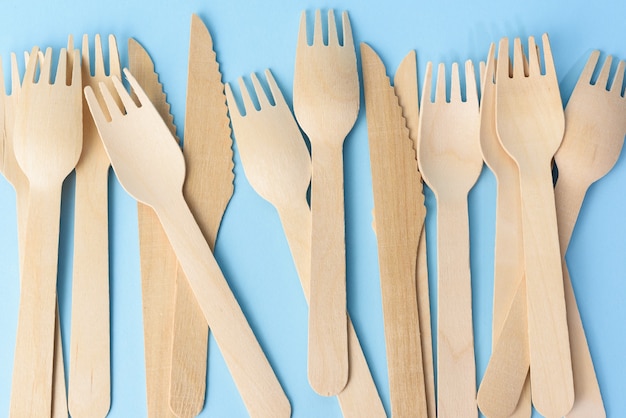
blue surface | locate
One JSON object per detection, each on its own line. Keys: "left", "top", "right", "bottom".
{"left": 1, "top": 0, "right": 626, "bottom": 417}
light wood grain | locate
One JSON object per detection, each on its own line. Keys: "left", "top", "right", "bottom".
{"left": 361, "top": 43, "right": 427, "bottom": 418}
{"left": 495, "top": 35, "right": 574, "bottom": 418}
{"left": 68, "top": 34, "right": 120, "bottom": 418}
{"left": 85, "top": 70, "right": 290, "bottom": 418}
{"left": 393, "top": 50, "right": 436, "bottom": 418}
{"left": 10, "top": 46, "right": 82, "bottom": 418}
{"left": 226, "top": 69, "right": 385, "bottom": 418}
{"left": 169, "top": 15, "right": 235, "bottom": 417}
{"left": 553, "top": 50, "right": 626, "bottom": 418}
{"left": 476, "top": 49, "right": 531, "bottom": 418}
{"left": 417, "top": 60, "right": 482, "bottom": 418}
{"left": 293, "top": 10, "right": 360, "bottom": 395}
{"left": 128, "top": 37, "right": 183, "bottom": 418}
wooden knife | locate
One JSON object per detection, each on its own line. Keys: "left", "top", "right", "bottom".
{"left": 128, "top": 38, "right": 179, "bottom": 418}
{"left": 169, "top": 14, "right": 235, "bottom": 418}
{"left": 361, "top": 42, "right": 428, "bottom": 418}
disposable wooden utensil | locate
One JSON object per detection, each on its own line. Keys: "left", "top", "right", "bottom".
{"left": 553, "top": 50, "right": 626, "bottom": 417}
{"left": 169, "top": 15, "right": 235, "bottom": 417}
{"left": 417, "top": 59, "right": 482, "bottom": 418}
{"left": 225, "top": 69, "right": 385, "bottom": 418}
{"left": 85, "top": 69, "right": 290, "bottom": 418}
{"left": 68, "top": 34, "right": 120, "bottom": 418}
{"left": 293, "top": 9, "right": 360, "bottom": 395}
{"left": 361, "top": 43, "right": 427, "bottom": 418}
{"left": 1, "top": 52, "right": 70, "bottom": 418}
{"left": 392, "top": 50, "right": 436, "bottom": 418}
{"left": 128, "top": 37, "right": 179, "bottom": 418}
{"left": 495, "top": 35, "right": 574, "bottom": 418}
{"left": 10, "top": 46, "right": 83, "bottom": 418}
{"left": 476, "top": 46, "right": 532, "bottom": 418}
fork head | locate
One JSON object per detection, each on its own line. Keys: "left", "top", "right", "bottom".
{"left": 293, "top": 9, "right": 360, "bottom": 144}
{"left": 226, "top": 69, "right": 311, "bottom": 206}
{"left": 84, "top": 68, "right": 185, "bottom": 208}
{"left": 555, "top": 50, "right": 626, "bottom": 181}
{"left": 12, "top": 46, "right": 83, "bottom": 187}
{"left": 417, "top": 59, "right": 483, "bottom": 196}
{"left": 495, "top": 34, "right": 565, "bottom": 166}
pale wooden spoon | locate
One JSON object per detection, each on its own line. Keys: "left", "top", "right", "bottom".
{"left": 226, "top": 69, "right": 385, "bottom": 418}
{"left": 417, "top": 60, "right": 483, "bottom": 418}
{"left": 85, "top": 69, "right": 290, "bottom": 418}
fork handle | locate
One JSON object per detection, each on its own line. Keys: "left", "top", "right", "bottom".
{"left": 156, "top": 195, "right": 290, "bottom": 418}
{"left": 518, "top": 166, "right": 575, "bottom": 417}
{"left": 436, "top": 196, "right": 476, "bottom": 418}
{"left": 278, "top": 201, "right": 386, "bottom": 418}
{"left": 308, "top": 143, "right": 349, "bottom": 396}
{"left": 10, "top": 185, "right": 63, "bottom": 418}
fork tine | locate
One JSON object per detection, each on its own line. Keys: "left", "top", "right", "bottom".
{"left": 435, "top": 62, "right": 446, "bottom": 102}
{"left": 313, "top": 10, "right": 323, "bottom": 45}
{"left": 81, "top": 34, "right": 91, "bottom": 76}
{"left": 10, "top": 53, "right": 20, "bottom": 96}
{"left": 237, "top": 77, "right": 256, "bottom": 115}
{"left": 251, "top": 73, "right": 271, "bottom": 109}
{"left": 108, "top": 35, "right": 121, "bottom": 76}
{"left": 527, "top": 36, "right": 541, "bottom": 76}
{"left": 123, "top": 68, "right": 150, "bottom": 108}
{"left": 513, "top": 38, "right": 525, "bottom": 78}
{"left": 224, "top": 83, "right": 242, "bottom": 119}
{"left": 70, "top": 49, "right": 81, "bottom": 86}
{"left": 450, "top": 62, "right": 461, "bottom": 102}
{"left": 55, "top": 48, "right": 68, "bottom": 85}
{"left": 541, "top": 34, "right": 557, "bottom": 81}
{"left": 99, "top": 80, "right": 123, "bottom": 119}
{"left": 23, "top": 47, "right": 39, "bottom": 84}
{"left": 465, "top": 60, "right": 478, "bottom": 103}
{"left": 579, "top": 50, "right": 601, "bottom": 85}
{"left": 327, "top": 10, "right": 338, "bottom": 46}
{"left": 38, "top": 47, "right": 53, "bottom": 84}
{"left": 595, "top": 55, "right": 613, "bottom": 90}
{"left": 297, "top": 11, "right": 308, "bottom": 48}
{"left": 112, "top": 74, "right": 136, "bottom": 112}
{"left": 610, "top": 60, "right": 625, "bottom": 96}
{"left": 265, "top": 69, "right": 287, "bottom": 108}
{"left": 85, "top": 85, "right": 111, "bottom": 126}
{"left": 341, "top": 12, "right": 353, "bottom": 49}
{"left": 497, "top": 38, "right": 510, "bottom": 81}
{"left": 422, "top": 62, "right": 433, "bottom": 105}
{"left": 94, "top": 34, "right": 106, "bottom": 77}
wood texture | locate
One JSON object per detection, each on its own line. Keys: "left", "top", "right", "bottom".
{"left": 495, "top": 35, "right": 574, "bottom": 418}
{"left": 168, "top": 15, "right": 235, "bottom": 417}
{"left": 85, "top": 69, "right": 290, "bottom": 418}
{"left": 68, "top": 34, "right": 120, "bottom": 418}
{"left": 553, "top": 50, "right": 626, "bottom": 418}
{"left": 128, "top": 37, "right": 181, "bottom": 418}
{"left": 392, "top": 50, "right": 436, "bottom": 418}
{"left": 10, "top": 46, "right": 82, "bottom": 418}
{"left": 361, "top": 43, "right": 427, "bottom": 418}
{"left": 417, "top": 60, "right": 482, "bottom": 418}
{"left": 226, "top": 69, "right": 385, "bottom": 418}
{"left": 476, "top": 49, "right": 531, "bottom": 418}
{"left": 293, "top": 10, "right": 360, "bottom": 395}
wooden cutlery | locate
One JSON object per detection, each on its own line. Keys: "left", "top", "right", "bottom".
{"left": 293, "top": 9, "right": 360, "bottom": 396}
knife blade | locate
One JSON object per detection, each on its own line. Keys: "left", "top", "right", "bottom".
{"left": 392, "top": 50, "right": 436, "bottom": 418}
{"left": 361, "top": 42, "right": 428, "bottom": 417}
{"left": 128, "top": 37, "right": 179, "bottom": 418}
{"left": 169, "top": 13, "right": 235, "bottom": 417}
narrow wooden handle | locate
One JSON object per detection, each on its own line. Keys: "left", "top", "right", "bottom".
{"left": 68, "top": 167, "right": 111, "bottom": 418}
{"left": 158, "top": 196, "right": 290, "bottom": 418}
{"left": 10, "top": 186, "right": 63, "bottom": 417}
{"left": 278, "top": 202, "right": 386, "bottom": 418}
{"left": 554, "top": 174, "right": 589, "bottom": 253}
{"left": 436, "top": 196, "right": 476, "bottom": 418}
{"left": 519, "top": 166, "right": 574, "bottom": 417}
{"left": 308, "top": 143, "right": 349, "bottom": 396}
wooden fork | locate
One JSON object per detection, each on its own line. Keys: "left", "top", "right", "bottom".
{"left": 225, "top": 69, "right": 385, "bottom": 418}
{"left": 553, "top": 50, "right": 626, "bottom": 418}
{"left": 417, "top": 60, "right": 483, "bottom": 418}
{"left": 496, "top": 34, "right": 574, "bottom": 417}
{"left": 85, "top": 69, "right": 290, "bottom": 418}
{"left": 293, "top": 9, "right": 360, "bottom": 396}
{"left": 10, "top": 46, "right": 83, "bottom": 418}
{"left": 68, "top": 34, "right": 120, "bottom": 418}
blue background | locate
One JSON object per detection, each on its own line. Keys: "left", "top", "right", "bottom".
{"left": 1, "top": 0, "right": 626, "bottom": 417}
